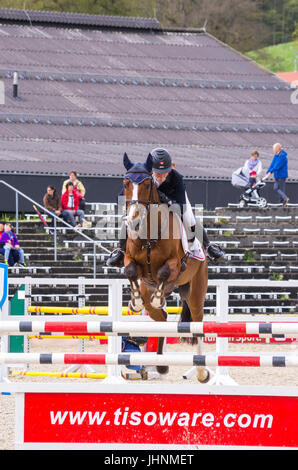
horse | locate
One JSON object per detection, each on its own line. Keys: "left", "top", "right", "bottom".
{"left": 122, "top": 152, "right": 209, "bottom": 383}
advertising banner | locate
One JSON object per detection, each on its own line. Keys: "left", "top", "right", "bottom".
{"left": 23, "top": 391, "right": 298, "bottom": 448}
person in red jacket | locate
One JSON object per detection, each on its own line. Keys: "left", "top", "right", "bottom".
{"left": 61, "top": 182, "right": 85, "bottom": 227}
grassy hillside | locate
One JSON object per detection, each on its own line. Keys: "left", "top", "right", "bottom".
{"left": 246, "top": 41, "right": 298, "bottom": 73}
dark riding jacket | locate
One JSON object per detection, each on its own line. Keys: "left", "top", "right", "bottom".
{"left": 157, "top": 169, "right": 186, "bottom": 211}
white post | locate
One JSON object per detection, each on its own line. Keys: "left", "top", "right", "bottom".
{"left": 24, "top": 277, "right": 31, "bottom": 361}
{"left": 14, "top": 392, "right": 25, "bottom": 449}
{"left": 0, "top": 263, "right": 9, "bottom": 382}
{"left": 102, "top": 280, "right": 126, "bottom": 383}
{"left": 211, "top": 281, "right": 237, "bottom": 386}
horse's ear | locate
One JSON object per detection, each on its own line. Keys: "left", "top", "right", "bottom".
{"left": 123, "top": 152, "right": 133, "bottom": 171}
{"left": 145, "top": 153, "right": 153, "bottom": 173}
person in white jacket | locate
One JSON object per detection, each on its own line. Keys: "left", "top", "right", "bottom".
{"left": 243, "top": 150, "right": 262, "bottom": 179}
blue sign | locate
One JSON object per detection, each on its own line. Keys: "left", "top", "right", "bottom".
{"left": 0, "top": 263, "right": 8, "bottom": 312}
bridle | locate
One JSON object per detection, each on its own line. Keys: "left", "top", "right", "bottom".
{"left": 123, "top": 169, "right": 187, "bottom": 284}
{"left": 124, "top": 170, "right": 156, "bottom": 207}
{"left": 124, "top": 171, "right": 159, "bottom": 282}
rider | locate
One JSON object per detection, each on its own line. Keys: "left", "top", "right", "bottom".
{"left": 107, "top": 148, "right": 225, "bottom": 267}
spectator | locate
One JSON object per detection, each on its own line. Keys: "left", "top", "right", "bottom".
{"left": 62, "top": 171, "right": 86, "bottom": 211}
{"left": 43, "top": 186, "right": 61, "bottom": 226}
{"left": 1, "top": 222, "right": 26, "bottom": 266}
{"left": 243, "top": 150, "right": 262, "bottom": 179}
{"left": 0, "top": 222, "right": 19, "bottom": 266}
{"left": 248, "top": 170, "right": 257, "bottom": 188}
{"left": 61, "top": 181, "right": 84, "bottom": 228}
{"left": 263, "top": 143, "right": 289, "bottom": 207}
{"left": 0, "top": 222, "right": 5, "bottom": 262}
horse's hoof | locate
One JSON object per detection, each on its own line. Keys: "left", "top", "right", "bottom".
{"left": 156, "top": 365, "right": 169, "bottom": 375}
{"left": 140, "top": 367, "right": 148, "bottom": 380}
{"left": 150, "top": 294, "right": 165, "bottom": 310}
{"left": 197, "top": 369, "right": 210, "bottom": 384}
{"left": 128, "top": 300, "right": 144, "bottom": 313}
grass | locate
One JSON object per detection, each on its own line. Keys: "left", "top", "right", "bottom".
{"left": 245, "top": 40, "right": 298, "bottom": 73}
{"left": 269, "top": 272, "right": 284, "bottom": 281}
{"left": 243, "top": 251, "right": 256, "bottom": 262}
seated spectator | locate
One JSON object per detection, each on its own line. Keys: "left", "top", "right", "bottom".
{"left": 0, "top": 222, "right": 19, "bottom": 266}
{"left": 1, "top": 222, "right": 25, "bottom": 266}
{"left": 43, "top": 186, "right": 61, "bottom": 226}
{"left": 61, "top": 182, "right": 84, "bottom": 228}
{"left": 62, "top": 171, "right": 86, "bottom": 211}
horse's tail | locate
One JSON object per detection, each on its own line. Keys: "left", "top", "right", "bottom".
{"left": 180, "top": 301, "right": 198, "bottom": 345}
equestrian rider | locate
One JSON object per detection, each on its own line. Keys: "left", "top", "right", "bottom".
{"left": 107, "top": 148, "right": 225, "bottom": 267}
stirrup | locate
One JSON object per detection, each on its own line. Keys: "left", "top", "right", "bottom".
{"left": 206, "top": 243, "right": 225, "bottom": 262}
{"left": 106, "top": 248, "right": 124, "bottom": 267}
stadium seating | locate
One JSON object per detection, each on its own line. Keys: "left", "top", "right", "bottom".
{"left": 2, "top": 202, "right": 297, "bottom": 315}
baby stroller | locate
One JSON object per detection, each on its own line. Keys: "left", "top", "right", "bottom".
{"left": 231, "top": 167, "right": 267, "bottom": 208}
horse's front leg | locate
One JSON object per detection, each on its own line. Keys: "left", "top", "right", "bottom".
{"left": 140, "top": 282, "right": 169, "bottom": 375}
{"left": 150, "top": 257, "right": 180, "bottom": 309}
{"left": 124, "top": 256, "right": 144, "bottom": 313}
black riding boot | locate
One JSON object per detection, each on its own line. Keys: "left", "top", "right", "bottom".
{"left": 188, "top": 224, "right": 225, "bottom": 261}
{"left": 203, "top": 228, "right": 225, "bottom": 262}
{"left": 106, "top": 220, "right": 127, "bottom": 267}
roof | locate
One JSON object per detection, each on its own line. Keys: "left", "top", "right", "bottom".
{"left": 276, "top": 72, "right": 298, "bottom": 84}
{"left": 0, "top": 8, "right": 161, "bottom": 30}
{"left": 0, "top": 8, "right": 297, "bottom": 179}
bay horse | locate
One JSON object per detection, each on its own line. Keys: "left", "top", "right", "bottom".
{"left": 122, "top": 153, "right": 209, "bottom": 382}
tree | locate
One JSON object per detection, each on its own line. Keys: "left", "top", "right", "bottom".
{"left": 155, "top": 0, "right": 272, "bottom": 52}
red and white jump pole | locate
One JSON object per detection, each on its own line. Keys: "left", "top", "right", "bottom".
{"left": 1, "top": 320, "right": 298, "bottom": 337}
{"left": 1, "top": 352, "right": 298, "bottom": 367}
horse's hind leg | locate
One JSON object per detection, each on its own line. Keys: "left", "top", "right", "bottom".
{"left": 140, "top": 282, "right": 169, "bottom": 375}
{"left": 196, "top": 338, "right": 210, "bottom": 383}
{"left": 188, "top": 267, "right": 210, "bottom": 383}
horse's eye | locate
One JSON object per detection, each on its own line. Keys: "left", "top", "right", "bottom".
{"left": 123, "top": 182, "right": 129, "bottom": 190}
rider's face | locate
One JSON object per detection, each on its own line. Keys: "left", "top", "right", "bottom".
{"left": 153, "top": 171, "right": 169, "bottom": 184}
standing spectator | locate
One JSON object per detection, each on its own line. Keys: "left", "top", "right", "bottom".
{"left": 62, "top": 171, "right": 86, "bottom": 211}
{"left": 1, "top": 222, "right": 26, "bottom": 266}
{"left": 264, "top": 143, "right": 289, "bottom": 207}
{"left": 0, "top": 222, "right": 5, "bottom": 263}
{"left": 43, "top": 186, "right": 61, "bottom": 226}
{"left": 243, "top": 150, "right": 262, "bottom": 179}
{"left": 61, "top": 182, "right": 84, "bottom": 227}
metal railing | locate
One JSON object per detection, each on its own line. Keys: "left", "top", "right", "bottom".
{"left": 0, "top": 180, "right": 111, "bottom": 277}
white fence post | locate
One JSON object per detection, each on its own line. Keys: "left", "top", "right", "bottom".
{"left": 0, "top": 264, "right": 9, "bottom": 382}
{"left": 211, "top": 281, "right": 238, "bottom": 385}
{"left": 102, "top": 280, "right": 126, "bottom": 383}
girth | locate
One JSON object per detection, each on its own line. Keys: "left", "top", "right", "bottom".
{"left": 141, "top": 240, "right": 189, "bottom": 287}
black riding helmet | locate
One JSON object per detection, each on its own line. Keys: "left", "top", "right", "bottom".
{"left": 151, "top": 148, "right": 172, "bottom": 174}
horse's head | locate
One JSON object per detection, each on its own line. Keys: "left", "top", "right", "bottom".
{"left": 123, "top": 152, "right": 158, "bottom": 238}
